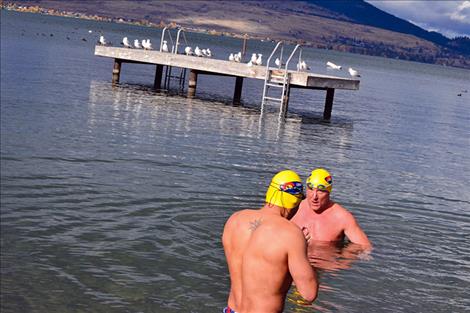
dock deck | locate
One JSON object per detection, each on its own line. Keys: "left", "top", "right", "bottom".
{"left": 95, "top": 45, "right": 360, "bottom": 120}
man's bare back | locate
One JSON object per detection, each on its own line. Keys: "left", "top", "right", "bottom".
{"left": 222, "top": 170, "right": 318, "bottom": 313}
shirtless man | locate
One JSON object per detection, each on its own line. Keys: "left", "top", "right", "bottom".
{"left": 222, "top": 170, "right": 318, "bottom": 313}
{"left": 291, "top": 168, "right": 372, "bottom": 248}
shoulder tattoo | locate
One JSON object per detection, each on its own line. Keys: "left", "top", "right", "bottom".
{"left": 249, "top": 218, "right": 262, "bottom": 232}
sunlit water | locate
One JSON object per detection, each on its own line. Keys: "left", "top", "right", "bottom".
{"left": 1, "top": 10, "right": 469, "bottom": 313}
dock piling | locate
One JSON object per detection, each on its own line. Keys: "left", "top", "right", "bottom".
{"left": 188, "top": 69, "right": 198, "bottom": 98}
{"left": 112, "top": 59, "right": 122, "bottom": 84}
{"left": 154, "top": 64, "right": 164, "bottom": 90}
{"left": 233, "top": 77, "right": 244, "bottom": 104}
{"left": 323, "top": 88, "right": 335, "bottom": 121}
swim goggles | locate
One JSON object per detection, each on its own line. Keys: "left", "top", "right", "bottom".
{"left": 278, "top": 181, "right": 304, "bottom": 195}
{"left": 306, "top": 182, "right": 330, "bottom": 191}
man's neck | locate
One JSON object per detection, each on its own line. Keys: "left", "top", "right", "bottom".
{"left": 260, "top": 203, "right": 284, "bottom": 216}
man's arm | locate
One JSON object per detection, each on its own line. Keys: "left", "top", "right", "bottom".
{"left": 343, "top": 212, "right": 372, "bottom": 249}
{"left": 287, "top": 228, "right": 319, "bottom": 303}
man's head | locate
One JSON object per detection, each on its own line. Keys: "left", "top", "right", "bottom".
{"left": 306, "top": 168, "right": 333, "bottom": 213}
{"left": 265, "top": 170, "right": 304, "bottom": 218}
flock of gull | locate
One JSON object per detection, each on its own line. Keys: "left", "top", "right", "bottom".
{"left": 98, "top": 34, "right": 361, "bottom": 77}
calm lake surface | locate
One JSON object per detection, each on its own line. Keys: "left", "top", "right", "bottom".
{"left": 1, "top": 10, "right": 469, "bottom": 313}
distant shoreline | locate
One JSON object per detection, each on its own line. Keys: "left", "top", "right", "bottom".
{"left": 1, "top": 3, "right": 265, "bottom": 42}
{"left": 2, "top": 2, "right": 469, "bottom": 69}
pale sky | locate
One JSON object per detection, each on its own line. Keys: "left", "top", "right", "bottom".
{"left": 366, "top": 0, "right": 470, "bottom": 38}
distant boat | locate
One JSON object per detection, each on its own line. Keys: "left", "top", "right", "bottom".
{"left": 326, "top": 61, "right": 342, "bottom": 70}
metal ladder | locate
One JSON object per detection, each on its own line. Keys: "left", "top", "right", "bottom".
{"left": 261, "top": 43, "right": 302, "bottom": 114}
{"left": 160, "top": 27, "right": 187, "bottom": 91}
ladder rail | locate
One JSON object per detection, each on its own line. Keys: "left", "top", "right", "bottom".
{"left": 262, "top": 41, "right": 284, "bottom": 106}
{"left": 175, "top": 28, "right": 184, "bottom": 54}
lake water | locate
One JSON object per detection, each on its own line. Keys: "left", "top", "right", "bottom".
{"left": 1, "top": 10, "right": 469, "bottom": 313}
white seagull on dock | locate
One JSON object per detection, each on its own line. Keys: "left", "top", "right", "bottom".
{"left": 297, "top": 60, "right": 309, "bottom": 71}
{"left": 234, "top": 52, "right": 242, "bottom": 62}
{"left": 194, "top": 46, "right": 203, "bottom": 57}
{"left": 121, "top": 37, "right": 132, "bottom": 48}
{"left": 256, "top": 54, "right": 263, "bottom": 66}
{"left": 326, "top": 61, "right": 342, "bottom": 70}
{"left": 348, "top": 67, "right": 360, "bottom": 77}
{"left": 247, "top": 60, "right": 253, "bottom": 67}
{"left": 275, "top": 57, "right": 281, "bottom": 67}
{"left": 98, "top": 35, "right": 107, "bottom": 45}
{"left": 251, "top": 53, "right": 257, "bottom": 64}
{"left": 229, "top": 53, "right": 235, "bottom": 61}
{"left": 142, "top": 39, "right": 152, "bottom": 50}
{"left": 185, "top": 46, "right": 193, "bottom": 55}
{"left": 134, "top": 39, "right": 142, "bottom": 49}
{"left": 206, "top": 48, "right": 212, "bottom": 58}
{"left": 162, "top": 40, "right": 169, "bottom": 52}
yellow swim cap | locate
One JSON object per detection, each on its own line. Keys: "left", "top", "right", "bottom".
{"left": 306, "top": 168, "right": 333, "bottom": 193}
{"left": 265, "top": 170, "right": 304, "bottom": 210}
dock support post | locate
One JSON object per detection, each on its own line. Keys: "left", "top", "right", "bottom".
{"left": 154, "top": 64, "right": 164, "bottom": 90}
{"left": 112, "top": 59, "right": 122, "bottom": 84}
{"left": 188, "top": 69, "right": 198, "bottom": 98}
{"left": 323, "top": 88, "right": 335, "bottom": 121}
{"left": 233, "top": 77, "right": 244, "bottom": 104}
{"left": 242, "top": 35, "right": 248, "bottom": 58}
{"left": 280, "top": 86, "right": 291, "bottom": 117}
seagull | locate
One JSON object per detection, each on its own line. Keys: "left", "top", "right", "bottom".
{"left": 162, "top": 40, "right": 169, "bottom": 52}
{"left": 206, "top": 48, "right": 212, "bottom": 58}
{"left": 326, "top": 61, "right": 342, "bottom": 70}
{"left": 98, "top": 35, "right": 107, "bottom": 45}
{"left": 134, "top": 39, "right": 142, "bottom": 49}
{"left": 142, "top": 39, "right": 152, "bottom": 50}
{"left": 275, "top": 58, "right": 281, "bottom": 67}
{"left": 251, "top": 53, "right": 257, "bottom": 64}
{"left": 201, "top": 48, "right": 207, "bottom": 57}
{"left": 234, "top": 52, "right": 242, "bottom": 62}
{"left": 300, "top": 60, "right": 309, "bottom": 71}
{"left": 194, "top": 46, "right": 203, "bottom": 57}
{"left": 184, "top": 46, "right": 193, "bottom": 55}
{"left": 247, "top": 60, "right": 253, "bottom": 67}
{"left": 121, "top": 37, "right": 132, "bottom": 48}
{"left": 229, "top": 53, "right": 235, "bottom": 61}
{"left": 348, "top": 67, "right": 360, "bottom": 77}
{"left": 256, "top": 54, "right": 262, "bottom": 65}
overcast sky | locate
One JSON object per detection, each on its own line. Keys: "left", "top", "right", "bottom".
{"left": 366, "top": 1, "right": 470, "bottom": 38}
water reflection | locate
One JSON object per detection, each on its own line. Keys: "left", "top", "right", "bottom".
{"left": 88, "top": 80, "right": 305, "bottom": 144}
{"left": 287, "top": 242, "right": 371, "bottom": 312}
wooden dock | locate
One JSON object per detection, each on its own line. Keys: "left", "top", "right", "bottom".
{"left": 95, "top": 45, "right": 360, "bottom": 120}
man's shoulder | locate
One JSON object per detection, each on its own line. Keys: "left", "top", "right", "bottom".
{"left": 331, "top": 202, "right": 356, "bottom": 221}
{"left": 225, "top": 209, "right": 259, "bottom": 226}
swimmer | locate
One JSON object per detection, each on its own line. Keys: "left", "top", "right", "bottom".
{"left": 291, "top": 168, "right": 372, "bottom": 249}
{"left": 222, "top": 170, "right": 318, "bottom": 313}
